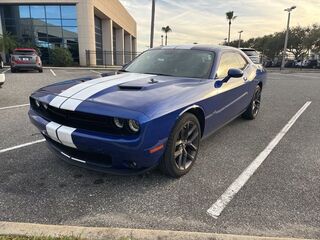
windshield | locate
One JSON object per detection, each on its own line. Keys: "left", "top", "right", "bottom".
{"left": 125, "top": 49, "right": 215, "bottom": 79}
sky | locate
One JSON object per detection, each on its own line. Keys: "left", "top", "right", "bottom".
{"left": 119, "top": 0, "right": 320, "bottom": 51}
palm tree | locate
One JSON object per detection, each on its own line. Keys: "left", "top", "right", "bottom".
{"left": 225, "top": 11, "right": 237, "bottom": 45}
{"left": 161, "top": 26, "right": 172, "bottom": 46}
{"left": 0, "top": 31, "right": 17, "bottom": 53}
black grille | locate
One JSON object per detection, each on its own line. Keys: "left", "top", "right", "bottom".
{"left": 46, "top": 136, "right": 112, "bottom": 168}
{"left": 30, "top": 97, "right": 136, "bottom": 136}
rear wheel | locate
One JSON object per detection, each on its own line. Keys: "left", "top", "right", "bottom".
{"left": 10, "top": 67, "right": 16, "bottom": 73}
{"left": 242, "top": 85, "right": 261, "bottom": 120}
{"left": 160, "top": 113, "right": 201, "bottom": 178}
{"left": 39, "top": 68, "right": 43, "bottom": 73}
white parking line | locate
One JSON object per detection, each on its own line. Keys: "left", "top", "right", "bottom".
{"left": 50, "top": 69, "right": 57, "bottom": 76}
{"left": 207, "top": 101, "right": 312, "bottom": 219}
{"left": 1, "top": 68, "right": 10, "bottom": 74}
{"left": 0, "top": 103, "right": 30, "bottom": 111}
{"left": 90, "top": 70, "right": 102, "bottom": 75}
{"left": 0, "top": 139, "right": 45, "bottom": 154}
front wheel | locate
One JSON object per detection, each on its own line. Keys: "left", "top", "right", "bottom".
{"left": 242, "top": 85, "right": 261, "bottom": 120}
{"left": 160, "top": 113, "right": 201, "bottom": 178}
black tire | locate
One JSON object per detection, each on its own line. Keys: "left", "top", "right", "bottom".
{"left": 39, "top": 68, "right": 43, "bottom": 73}
{"left": 10, "top": 68, "right": 16, "bottom": 73}
{"left": 242, "top": 85, "right": 262, "bottom": 120}
{"left": 160, "top": 113, "right": 201, "bottom": 178}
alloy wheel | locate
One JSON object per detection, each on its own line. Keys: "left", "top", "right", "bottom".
{"left": 174, "top": 121, "right": 200, "bottom": 170}
{"left": 252, "top": 88, "right": 261, "bottom": 116}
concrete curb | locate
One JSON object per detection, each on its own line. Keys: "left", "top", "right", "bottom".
{"left": 266, "top": 69, "right": 320, "bottom": 74}
{"left": 0, "top": 221, "right": 313, "bottom": 240}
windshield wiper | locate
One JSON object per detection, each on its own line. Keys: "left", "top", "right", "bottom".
{"left": 118, "top": 69, "right": 129, "bottom": 72}
{"left": 143, "top": 72, "right": 175, "bottom": 77}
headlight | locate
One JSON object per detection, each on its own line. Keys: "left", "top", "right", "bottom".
{"left": 35, "top": 99, "right": 41, "bottom": 108}
{"left": 113, "top": 117, "right": 124, "bottom": 128}
{"left": 128, "top": 119, "right": 140, "bottom": 132}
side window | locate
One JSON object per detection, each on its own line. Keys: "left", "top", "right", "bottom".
{"left": 235, "top": 54, "right": 248, "bottom": 70}
{"left": 216, "top": 53, "right": 234, "bottom": 79}
{"left": 216, "top": 52, "right": 248, "bottom": 79}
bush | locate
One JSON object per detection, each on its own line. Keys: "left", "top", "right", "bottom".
{"left": 50, "top": 47, "right": 73, "bottom": 67}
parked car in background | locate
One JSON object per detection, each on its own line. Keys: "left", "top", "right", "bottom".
{"left": 305, "top": 59, "right": 319, "bottom": 69}
{"left": 240, "top": 48, "right": 261, "bottom": 64}
{"left": 10, "top": 48, "right": 43, "bottom": 73}
{"left": 284, "top": 59, "right": 295, "bottom": 68}
{"left": 29, "top": 45, "right": 267, "bottom": 177}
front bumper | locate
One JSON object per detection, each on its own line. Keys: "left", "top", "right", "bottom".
{"left": 29, "top": 108, "right": 166, "bottom": 175}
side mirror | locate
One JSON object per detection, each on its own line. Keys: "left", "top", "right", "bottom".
{"left": 214, "top": 68, "right": 243, "bottom": 88}
{"left": 228, "top": 68, "right": 243, "bottom": 78}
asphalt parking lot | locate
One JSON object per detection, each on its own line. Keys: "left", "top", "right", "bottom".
{"left": 0, "top": 68, "right": 319, "bottom": 239}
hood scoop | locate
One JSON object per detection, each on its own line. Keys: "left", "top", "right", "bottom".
{"left": 118, "top": 77, "right": 160, "bottom": 91}
{"left": 118, "top": 85, "right": 143, "bottom": 91}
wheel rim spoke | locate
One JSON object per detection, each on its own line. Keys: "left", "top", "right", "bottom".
{"left": 177, "top": 153, "right": 183, "bottom": 168}
{"left": 188, "top": 125, "right": 196, "bottom": 137}
{"left": 188, "top": 130, "right": 199, "bottom": 143}
{"left": 182, "top": 150, "right": 187, "bottom": 169}
{"left": 174, "top": 147, "right": 183, "bottom": 158}
{"left": 187, "top": 142, "right": 197, "bottom": 151}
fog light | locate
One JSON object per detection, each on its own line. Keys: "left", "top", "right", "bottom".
{"left": 128, "top": 119, "right": 140, "bottom": 132}
{"left": 113, "top": 117, "right": 124, "bottom": 128}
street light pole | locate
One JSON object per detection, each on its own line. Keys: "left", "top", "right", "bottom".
{"left": 238, "top": 30, "right": 243, "bottom": 48}
{"left": 281, "top": 6, "right": 296, "bottom": 70}
{"left": 149, "top": 0, "right": 156, "bottom": 48}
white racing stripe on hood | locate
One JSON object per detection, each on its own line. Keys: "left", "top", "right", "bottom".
{"left": 49, "top": 73, "right": 132, "bottom": 108}
{"left": 59, "top": 73, "right": 155, "bottom": 111}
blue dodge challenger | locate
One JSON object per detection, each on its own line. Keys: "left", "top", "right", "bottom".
{"left": 29, "top": 45, "right": 266, "bottom": 177}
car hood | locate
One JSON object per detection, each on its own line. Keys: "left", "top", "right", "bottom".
{"left": 38, "top": 72, "right": 211, "bottom": 118}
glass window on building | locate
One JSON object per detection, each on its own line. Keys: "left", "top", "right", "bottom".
{"left": 94, "top": 16, "right": 103, "bottom": 65}
{"left": 0, "top": 4, "right": 79, "bottom": 64}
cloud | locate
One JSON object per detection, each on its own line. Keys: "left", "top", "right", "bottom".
{"left": 119, "top": 0, "right": 320, "bottom": 51}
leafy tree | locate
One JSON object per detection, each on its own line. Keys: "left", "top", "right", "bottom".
{"left": 161, "top": 26, "right": 172, "bottom": 46}
{"left": 286, "top": 26, "right": 310, "bottom": 60}
{"left": 50, "top": 47, "right": 73, "bottom": 66}
{"left": 307, "top": 24, "right": 320, "bottom": 54}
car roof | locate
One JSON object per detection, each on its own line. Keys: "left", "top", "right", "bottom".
{"left": 14, "top": 48, "right": 36, "bottom": 51}
{"left": 152, "top": 44, "right": 239, "bottom": 53}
